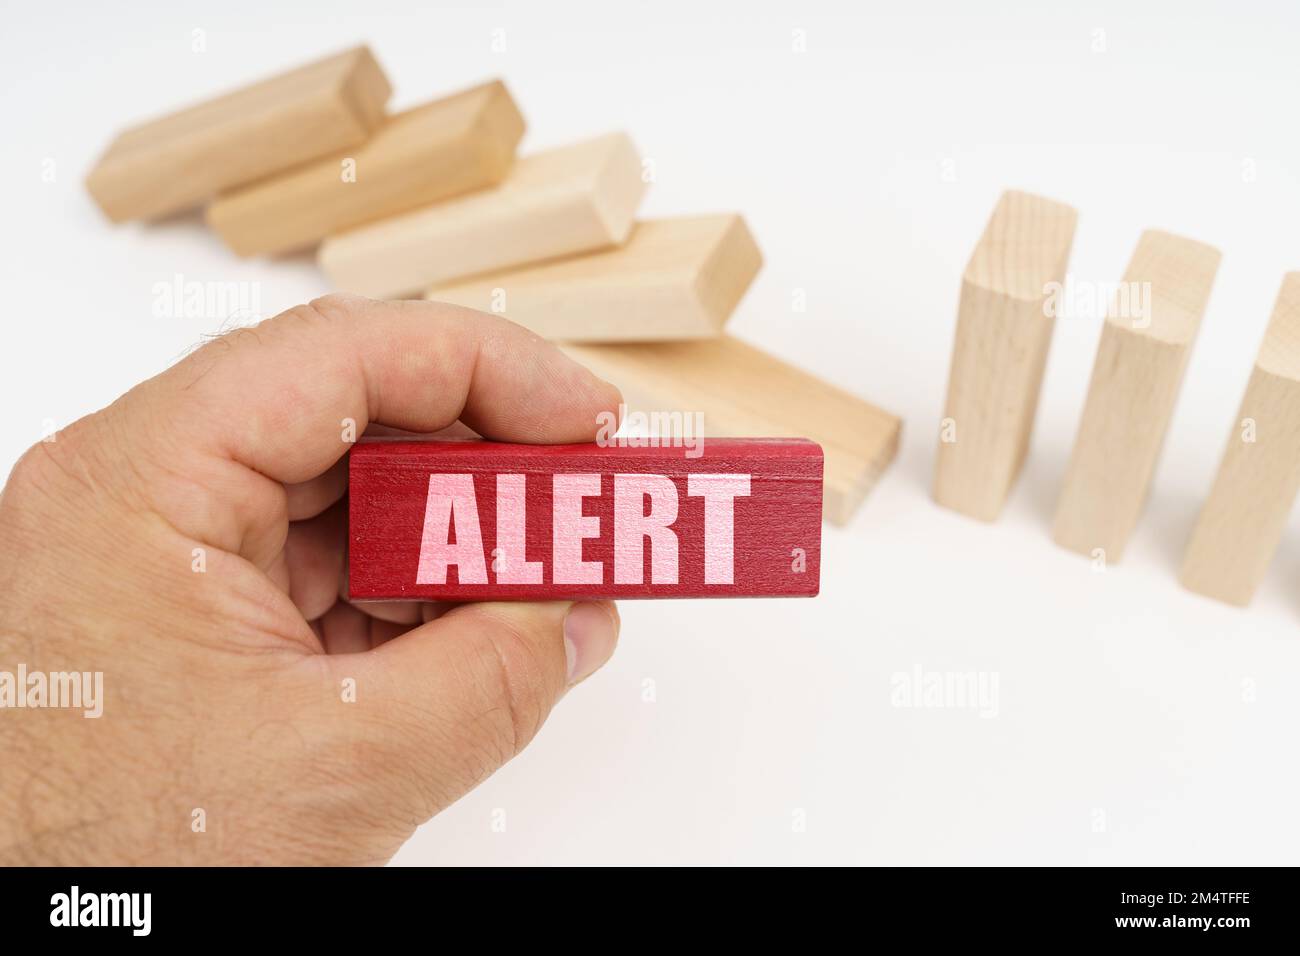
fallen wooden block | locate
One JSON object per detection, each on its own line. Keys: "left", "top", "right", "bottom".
{"left": 933, "top": 189, "right": 1078, "bottom": 521}
{"left": 561, "top": 336, "right": 901, "bottom": 525}
{"left": 319, "top": 132, "right": 647, "bottom": 298}
{"left": 86, "top": 46, "right": 391, "bottom": 223}
{"left": 207, "top": 80, "right": 525, "bottom": 256}
{"left": 1180, "top": 273, "right": 1300, "bottom": 606}
{"left": 426, "top": 215, "right": 761, "bottom": 341}
{"left": 1053, "top": 230, "right": 1221, "bottom": 561}
{"left": 348, "top": 439, "right": 823, "bottom": 600}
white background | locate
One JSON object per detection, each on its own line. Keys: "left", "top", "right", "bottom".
{"left": 2, "top": 0, "right": 1298, "bottom": 864}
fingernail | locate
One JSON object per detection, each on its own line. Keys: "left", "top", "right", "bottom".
{"left": 563, "top": 602, "right": 619, "bottom": 685}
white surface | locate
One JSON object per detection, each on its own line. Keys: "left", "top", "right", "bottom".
{"left": 2, "top": 0, "right": 1298, "bottom": 865}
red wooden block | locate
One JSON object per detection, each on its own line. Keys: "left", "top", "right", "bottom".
{"left": 348, "top": 438, "right": 823, "bottom": 600}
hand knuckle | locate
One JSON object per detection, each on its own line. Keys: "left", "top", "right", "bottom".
{"left": 304, "top": 292, "right": 370, "bottom": 325}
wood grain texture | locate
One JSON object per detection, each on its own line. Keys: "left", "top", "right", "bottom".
{"left": 1180, "top": 273, "right": 1300, "bottom": 606}
{"left": 933, "top": 189, "right": 1078, "bottom": 521}
{"left": 319, "top": 132, "right": 647, "bottom": 297}
{"left": 425, "top": 215, "right": 761, "bottom": 341}
{"left": 1053, "top": 230, "right": 1221, "bottom": 561}
{"left": 207, "top": 79, "right": 524, "bottom": 256}
{"left": 561, "top": 337, "right": 901, "bottom": 525}
{"left": 348, "top": 438, "right": 823, "bottom": 601}
{"left": 86, "top": 46, "right": 391, "bottom": 223}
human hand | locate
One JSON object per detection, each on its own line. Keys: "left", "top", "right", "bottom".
{"left": 0, "top": 294, "right": 623, "bottom": 865}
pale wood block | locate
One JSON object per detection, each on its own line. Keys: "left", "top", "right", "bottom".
{"left": 933, "top": 190, "right": 1078, "bottom": 520}
{"left": 426, "top": 215, "right": 760, "bottom": 341}
{"left": 1180, "top": 273, "right": 1300, "bottom": 606}
{"left": 207, "top": 80, "right": 525, "bottom": 256}
{"left": 86, "top": 46, "right": 392, "bottom": 223}
{"left": 560, "top": 336, "right": 902, "bottom": 525}
{"left": 1053, "top": 230, "right": 1221, "bottom": 561}
{"left": 319, "top": 132, "right": 646, "bottom": 297}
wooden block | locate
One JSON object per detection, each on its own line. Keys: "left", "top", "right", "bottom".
{"left": 348, "top": 438, "right": 823, "bottom": 601}
{"left": 425, "top": 215, "right": 761, "bottom": 341}
{"left": 318, "top": 133, "right": 647, "bottom": 298}
{"left": 1179, "top": 273, "right": 1300, "bottom": 606}
{"left": 560, "top": 336, "right": 901, "bottom": 525}
{"left": 86, "top": 46, "right": 391, "bottom": 223}
{"left": 1053, "top": 230, "right": 1221, "bottom": 561}
{"left": 207, "top": 80, "right": 525, "bottom": 256}
{"left": 933, "top": 190, "right": 1078, "bottom": 520}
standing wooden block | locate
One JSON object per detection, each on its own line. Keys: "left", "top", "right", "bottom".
{"left": 207, "top": 80, "right": 525, "bottom": 256}
{"left": 318, "top": 132, "right": 647, "bottom": 297}
{"left": 348, "top": 439, "right": 823, "bottom": 601}
{"left": 86, "top": 46, "right": 392, "bottom": 223}
{"left": 1053, "top": 231, "right": 1221, "bottom": 561}
{"left": 933, "top": 190, "right": 1078, "bottom": 520}
{"left": 1180, "top": 273, "right": 1300, "bottom": 606}
{"left": 561, "top": 337, "right": 901, "bottom": 525}
{"left": 425, "top": 215, "right": 761, "bottom": 341}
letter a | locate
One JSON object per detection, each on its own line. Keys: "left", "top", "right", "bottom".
{"left": 416, "top": 474, "right": 488, "bottom": 585}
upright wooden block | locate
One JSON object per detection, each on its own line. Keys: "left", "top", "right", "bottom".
{"left": 1180, "top": 273, "right": 1300, "bottom": 606}
{"left": 561, "top": 337, "right": 901, "bottom": 525}
{"left": 426, "top": 215, "right": 761, "bottom": 341}
{"left": 1053, "top": 231, "right": 1221, "bottom": 560}
{"left": 319, "top": 133, "right": 647, "bottom": 297}
{"left": 933, "top": 190, "right": 1078, "bottom": 520}
{"left": 207, "top": 80, "right": 525, "bottom": 256}
{"left": 86, "top": 46, "right": 391, "bottom": 223}
{"left": 348, "top": 439, "right": 823, "bottom": 601}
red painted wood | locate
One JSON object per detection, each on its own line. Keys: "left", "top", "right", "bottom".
{"left": 348, "top": 438, "right": 822, "bottom": 600}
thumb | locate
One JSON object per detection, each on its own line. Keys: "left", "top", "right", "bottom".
{"left": 329, "top": 599, "right": 619, "bottom": 816}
